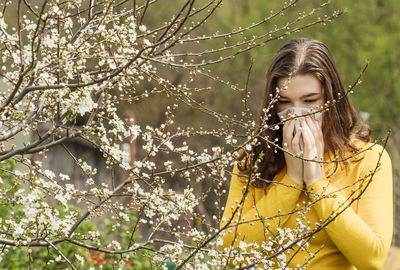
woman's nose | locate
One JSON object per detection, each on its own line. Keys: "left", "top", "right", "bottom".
{"left": 292, "top": 101, "right": 304, "bottom": 108}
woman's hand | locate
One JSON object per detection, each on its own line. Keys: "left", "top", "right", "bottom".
{"left": 282, "top": 109, "right": 304, "bottom": 185}
{"left": 299, "top": 111, "right": 325, "bottom": 186}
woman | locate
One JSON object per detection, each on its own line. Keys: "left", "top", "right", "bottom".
{"left": 220, "top": 38, "right": 392, "bottom": 269}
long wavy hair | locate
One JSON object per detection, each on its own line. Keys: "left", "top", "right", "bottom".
{"left": 240, "top": 38, "right": 370, "bottom": 188}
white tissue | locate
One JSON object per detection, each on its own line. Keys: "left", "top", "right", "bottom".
{"left": 277, "top": 107, "right": 322, "bottom": 150}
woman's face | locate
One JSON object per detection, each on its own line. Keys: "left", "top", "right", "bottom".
{"left": 276, "top": 73, "right": 324, "bottom": 113}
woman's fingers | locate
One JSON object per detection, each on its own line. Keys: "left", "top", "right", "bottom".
{"left": 291, "top": 126, "right": 302, "bottom": 155}
{"left": 281, "top": 110, "right": 304, "bottom": 185}
{"left": 304, "top": 115, "right": 323, "bottom": 154}
{"left": 303, "top": 111, "right": 319, "bottom": 135}
{"left": 300, "top": 116, "right": 318, "bottom": 158}
{"left": 314, "top": 114, "right": 324, "bottom": 153}
{"left": 304, "top": 114, "right": 317, "bottom": 134}
{"left": 283, "top": 119, "right": 302, "bottom": 157}
{"left": 283, "top": 119, "right": 295, "bottom": 143}
{"left": 300, "top": 115, "right": 325, "bottom": 185}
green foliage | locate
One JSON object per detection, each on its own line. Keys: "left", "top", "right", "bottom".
{"left": 165, "top": 0, "right": 398, "bottom": 140}
{"left": 159, "top": 259, "right": 180, "bottom": 270}
{"left": 0, "top": 210, "right": 153, "bottom": 269}
{"left": 0, "top": 159, "right": 16, "bottom": 181}
{"left": 305, "top": 0, "right": 400, "bottom": 136}
{"left": 214, "top": 0, "right": 400, "bottom": 137}
{"left": 0, "top": 161, "right": 153, "bottom": 269}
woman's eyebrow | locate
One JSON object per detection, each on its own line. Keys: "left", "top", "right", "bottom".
{"left": 301, "top": 93, "right": 320, "bottom": 98}
{"left": 279, "top": 92, "right": 320, "bottom": 99}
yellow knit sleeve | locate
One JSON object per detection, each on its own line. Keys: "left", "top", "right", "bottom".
{"left": 220, "top": 165, "right": 304, "bottom": 249}
{"left": 306, "top": 144, "right": 393, "bottom": 270}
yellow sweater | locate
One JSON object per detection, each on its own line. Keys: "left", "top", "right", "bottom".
{"left": 220, "top": 141, "right": 392, "bottom": 269}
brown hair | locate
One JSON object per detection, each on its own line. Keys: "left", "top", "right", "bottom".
{"left": 241, "top": 38, "right": 370, "bottom": 187}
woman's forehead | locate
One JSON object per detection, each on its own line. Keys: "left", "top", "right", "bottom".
{"left": 277, "top": 74, "right": 323, "bottom": 97}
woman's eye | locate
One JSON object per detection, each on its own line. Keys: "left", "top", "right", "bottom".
{"left": 305, "top": 99, "right": 318, "bottom": 103}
